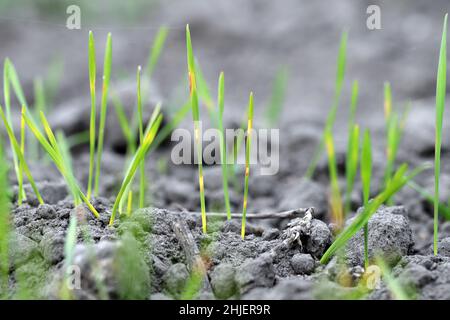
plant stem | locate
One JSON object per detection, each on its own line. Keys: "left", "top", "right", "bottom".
{"left": 87, "top": 31, "right": 96, "bottom": 200}
{"left": 434, "top": 14, "right": 448, "bottom": 256}
{"left": 94, "top": 33, "right": 112, "bottom": 197}
{"left": 136, "top": 66, "right": 146, "bottom": 208}
{"left": 241, "top": 92, "right": 254, "bottom": 239}
{"left": 217, "top": 72, "right": 231, "bottom": 219}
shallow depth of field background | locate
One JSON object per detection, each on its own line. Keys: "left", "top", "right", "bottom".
{"left": 0, "top": 0, "right": 449, "bottom": 141}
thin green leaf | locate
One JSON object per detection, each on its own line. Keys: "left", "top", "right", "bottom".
{"left": 87, "top": 31, "right": 97, "bottom": 200}
{"left": 145, "top": 26, "right": 169, "bottom": 78}
{"left": 94, "top": 32, "right": 113, "bottom": 196}
{"left": 434, "top": 13, "right": 448, "bottom": 255}
{"left": 109, "top": 113, "right": 163, "bottom": 225}
{"left": 241, "top": 92, "right": 254, "bottom": 239}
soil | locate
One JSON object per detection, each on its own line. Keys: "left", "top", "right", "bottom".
{"left": 2, "top": 0, "right": 450, "bottom": 300}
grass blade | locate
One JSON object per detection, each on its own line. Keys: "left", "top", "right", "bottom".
{"left": 94, "top": 32, "right": 113, "bottom": 196}
{"left": 136, "top": 66, "right": 146, "bottom": 208}
{"left": 361, "top": 129, "right": 372, "bottom": 268}
{"left": 109, "top": 113, "right": 163, "bottom": 225}
{"left": 434, "top": 13, "right": 448, "bottom": 255}
{"left": 145, "top": 26, "right": 169, "bottom": 78}
{"left": 3, "top": 59, "right": 25, "bottom": 202}
{"left": 186, "top": 25, "right": 207, "bottom": 233}
{"left": 241, "top": 92, "right": 254, "bottom": 239}
{"left": 0, "top": 139, "right": 11, "bottom": 295}
{"left": 217, "top": 72, "right": 231, "bottom": 219}
{"left": 87, "top": 31, "right": 97, "bottom": 200}
{"left": 325, "top": 129, "right": 344, "bottom": 229}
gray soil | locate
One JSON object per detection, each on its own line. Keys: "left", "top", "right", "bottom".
{"left": 2, "top": 0, "right": 450, "bottom": 300}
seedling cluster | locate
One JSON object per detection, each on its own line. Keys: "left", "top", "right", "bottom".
{"left": 0, "top": 13, "right": 448, "bottom": 300}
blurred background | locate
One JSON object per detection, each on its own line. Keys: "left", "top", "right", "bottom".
{"left": 0, "top": 0, "right": 450, "bottom": 169}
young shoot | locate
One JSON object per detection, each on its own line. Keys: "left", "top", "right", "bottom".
{"left": 0, "top": 139, "right": 11, "bottom": 294}
{"left": 345, "top": 124, "right": 360, "bottom": 215}
{"left": 361, "top": 129, "right": 372, "bottom": 268}
{"left": 94, "top": 32, "right": 113, "bottom": 197}
{"left": 87, "top": 31, "right": 97, "bottom": 200}
{"left": 3, "top": 59, "right": 25, "bottom": 203}
{"left": 145, "top": 26, "right": 169, "bottom": 78}
{"left": 0, "top": 106, "right": 43, "bottom": 205}
{"left": 344, "top": 81, "right": 360, "bottom": 215}
{"left": 186, "top": 24, "right": 207, "bottom": 233}
{"left": 136, "top": 66, "right": 146, "bottom": 208}
{"left": 434, "top": 13, "right": 448, "bottom": 256}
{"left": 109, "top": 109, "right": 163, "bottom": 225}
{"left": 22, "top": 109, "right": 99, "bottom": 217}
{"left": 217, "top": 72, "right": 231, "bottom": 219}
{"left": 325, "top": 129, "right": 344, "bottom": 229}
{"left": 241, "top": 92, "right": 254, "bottom": 239}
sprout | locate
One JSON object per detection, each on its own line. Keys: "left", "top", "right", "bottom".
{"left": 434, "top": 13, "right": 448, "bottom": 255}
{"left": 241, "top": 92, "right": 254, "bottom": 239}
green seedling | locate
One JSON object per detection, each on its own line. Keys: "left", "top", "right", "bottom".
{"left": 87, "top": 31, "right": 97, "bottom": 200}
{"left": 345, "top": 124, "right": 359, "bottom": 215}
{"left": 320, "top": 163, "right": 428, "bottom": 264}
{"left": 434, "top": 14, "right": 448, "bottom": 256}
{"left": 344, "top": 80, "right": 360, "bottom": 214}
{"left": 3, "top": 59, "right": 26, "bottom": 203}
{"left": 325, "top": 129, "right": 344, "bottom": 229}
{"left": 94, "top": 32, "right": 113, "bottom": 197}
{"left": 305, "top": 31, "right": 347, "bottom": 179}
{"left": 361, "top": 129, "right": 372, "bottom": 268}
{"left": 109, "top": 109, "right": 163, "bottom": 225}
{"left": 382, "top": 84, "right": 409, "bottom": 206}
{"left": 22, "top": 109, "right": 99, "bottom": 217}
{"left": 0, "top": 106, "right": 43, "bottom": 205}
{"left": 264, "top": 66, "right": 289, "bottom": 127}
{"left": 241, "top": 92, "right": 254, "bottom": 239}
{"left": 217, "top": 72, "right": 231, "bottom": 219}
{"left": 186, "top": 24, "right": 207, "bottom": 233}
{"left": 136, "top": 66, "right": 146, "bottom": 209}
{"left": 145, "top": 26, "right": 168, "bottom": 78}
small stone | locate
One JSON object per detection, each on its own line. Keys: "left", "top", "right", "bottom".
{"left": 163, "top": 263, "right": 189, "bottom": 297}
{"left": 235, "top": 254, "right": 275, "bottom": 294}
{"left": 345, "top": 206, "right": 413, "bottom": 267}
{"left": 290, "top": 253, "right": 315, "bottom": 275}
{"left": 9, "top": 233, "right": 40, "bottom": 267}
{"left": 305, "top": 219, "right": 332, "bottom": 257}
{"left": 39, "top": 231, "right": 65, "bottom": 264}
{"left": 36, "top": 204, "right": 57, "bottom": 219}
{"left": 398, "top": 264, "right": 436, "bottom": 289}
{"left": 210, "top": 263, "right": 237, "bottom": 299}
